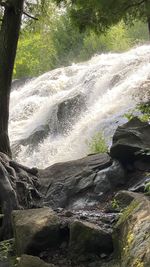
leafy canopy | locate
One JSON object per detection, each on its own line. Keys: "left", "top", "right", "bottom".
{"left": 54, "top": 0, "right": 150, "bottom": 32}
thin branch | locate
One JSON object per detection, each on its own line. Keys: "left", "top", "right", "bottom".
{"left": 23, "top": 11, "right": 38, "bottom": 20}
{"left": 111, "top": 0, "right": 146, "bottom": 18}
{"left": 123, "top": 0, "right": 145, "bottom": 13}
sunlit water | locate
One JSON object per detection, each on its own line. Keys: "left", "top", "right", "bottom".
{"left": 10, "top": 45, "right": 150, "bottom": 168}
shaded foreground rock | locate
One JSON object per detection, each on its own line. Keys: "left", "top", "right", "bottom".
{"left": 113, "top": 192, "right": 150, "bottom": 267}
{"left": 18, "top": 254, "right": 56, "bottom": 267}
{"left": 69, "top": 220, "right": 113, "bottom": 262}
{"left": 12, "top": 208, "right": 60, "bottom": 255}
{"left": 39, "top": 154, "right": 125, "bottom": 209}
{"left": 12, "top": 207, "right": 114, "bottom": 265}
{"left": 110, "top": 117, "right": 150, "bottom": 163}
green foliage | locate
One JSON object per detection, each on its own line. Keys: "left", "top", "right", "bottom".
{"left": 116, "top": 200, "right": 139, "bottom": 227}
{"left": 55, "top": 0, "right": 149, "bottom": 33}
{"left": 78, "top": 21, "right": 133, "bottom": 61}
{"left": 137, "top": 102, "right": 150, "bottom": 122}
{"left": 144, "top": 182, "right": 150, "bottom": 196}
{"left": 126, "top": 20, "right": 149, "bottom": 44}
{"left": 0, "top": 240, "right": 11, "bottom": 261}
{"left": 14, "top": 32, "right": 57, "bottom": 78}
{"left": 124, "top": 102, "right": 150, "bottom": 123}
{"left": 111, "top": 198, "right": 120, "bottom": 210}
{"left": 88, "top": 132, "right": 108, "bottom": 154}
{"left": 0, "top": 239, "right": 17, "bottom": 266}
{"left": 14, "top": 5, "right": 85, "bottom": 78}
{"left": 124, "top": 112, "right": 135, "bottom": 121}
{"left": 14, "top": 1, "right": 149, "bottom": 79}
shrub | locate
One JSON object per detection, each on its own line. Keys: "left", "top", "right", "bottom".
{"left": 144, "top": 182, "right": 150, "bottom": 196}
{"left": 124, "top": 102, "right": 150, "bottom": 123}
{"left": 88, "top": 132, "right": 108, "bottom": 154}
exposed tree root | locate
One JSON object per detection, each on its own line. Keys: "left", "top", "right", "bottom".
{"left": 0, "top": 152, "right": 42, "bottom": 240}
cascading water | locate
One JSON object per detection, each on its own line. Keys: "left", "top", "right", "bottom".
{"left": 10, "top": 45, "right": 150, "bottom": 168}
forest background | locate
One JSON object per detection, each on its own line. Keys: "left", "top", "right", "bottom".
{"left": 14, "top": 1, "right": 149, "bottom": 79}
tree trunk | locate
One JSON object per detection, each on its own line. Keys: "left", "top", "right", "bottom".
{"left": 0, "top": 0, "right": 24, "bottom": 157}
{"left": 147, "top": 17, "right": 150, "bottom": 37}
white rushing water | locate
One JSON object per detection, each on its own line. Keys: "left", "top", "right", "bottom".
{"left": 10, "top": 45, "right": 150, "bottom": 168}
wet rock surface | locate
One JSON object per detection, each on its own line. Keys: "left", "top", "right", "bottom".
{"left": 13, "top": 92, "right": 86, "bottom": 151}
{"left": 110, "top": 117, "right": 150, "bottom": 164}
{"left": 39, "top": 154, "right": 126, "bottom": 209}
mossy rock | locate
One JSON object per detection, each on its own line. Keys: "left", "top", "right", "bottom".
{"left": 113, "top": 193, "right": 150, "bottom": 267}
{"left": 69, "top": 220, "right": 113, "bottom": 262}
{"left": 12, "top": 208, "right": 61, "bottom": 255}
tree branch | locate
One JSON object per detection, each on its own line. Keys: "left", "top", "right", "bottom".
{"left": 123, "top": 0, "right": 145, "bottom": 13}
{"left": 23, "top": 11, "right": 38, "bottom": 20}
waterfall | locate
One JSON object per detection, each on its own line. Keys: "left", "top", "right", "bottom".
{"left": 10, "top": 45, "right": 150, "bottom": 168}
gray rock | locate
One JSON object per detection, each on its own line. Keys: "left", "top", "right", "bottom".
{"left": 69, "top": 220, "right": 113, "bottom": 261}
{"left": 39, "top": 153, "right": 113, "bottom": 208}
{"left": 14, "top": 93, "right": 86, "bottom": 150}
{"left": 57, "top": 93, "right": 86, "bottom": 134}
{"left": 38, "top": 153, "right": 126, "bottom": 209}
{"left": 94, "top": 160, "right": 125, "bottom": 196}
{"left": 0, "top": 262, "right": 10, "bottom": 267}
{"left": 113, "top": 193, "right": 150, "bottom": 267}
{"left": 114, "top": 190, "right": 136, "bottom": 209}
{"left": 12, "top": 208, "right": 61, "bottom": 255}
{"left": 110, "top": 117, "right": 150, "bottom": 163}
{"left": 17, "top": 254, "right": 56, "bottom": 267}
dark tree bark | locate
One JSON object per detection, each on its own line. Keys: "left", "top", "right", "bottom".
{"left": 0, "top": 0, "right": 27, "bottom": 239}
{"left": 0, "top": 0, "right": 25, "bottom": 157}
{"left": 148, "top": 18, "right": 150, "bottom": 36}
{"left": 0, "top": 152, "right": 40, "bottom": 240}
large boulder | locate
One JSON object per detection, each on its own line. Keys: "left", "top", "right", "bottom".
{"left": 39, "top": 154, "right": 125, "bottom": 209}
{"left": 113, "top": 192, "right": 150, "bottom": 267}
{"left": 12, "top": 208, "right": 61, "bottom": 255}
{"left": 69, "top": 220, "right": 113, "bottom": 262}
{"left": 110, "top": 117, "right": 150, "bottom": 164}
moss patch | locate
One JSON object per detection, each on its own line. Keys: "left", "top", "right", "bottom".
{"left": 113, "top": 194, "right": 150, "bottom": 267}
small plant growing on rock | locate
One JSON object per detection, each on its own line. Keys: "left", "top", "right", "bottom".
{"left": 0, "top": 239, "right": 17, "bottom": 267}
{"left": 111, "top": 198, "right": 120, "bottom": 210}
{"left": 144, "top": 182, "right": 150, "bottom": 196}
{"left": 124, "top": 112, "right": 135, "bottom": 121}
{"left": 88, "top": 132, "right": 108, "bottom": 154}
{"left": 124, "top": 102, "right": 150, "bottom": 123}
